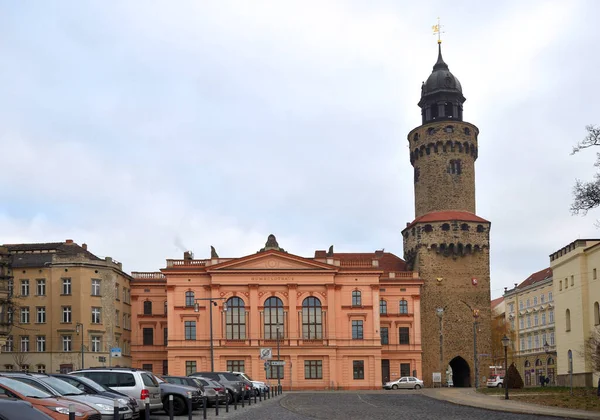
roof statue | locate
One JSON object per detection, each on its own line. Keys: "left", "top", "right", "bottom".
{"left": 327, "top": 245, "right": 334, "bottom": 257}
{"left": 210, "top": 246, "right": 219, "bottom": 259}
{"left": 258, "top": 234, "right": 286, "bottom": 253}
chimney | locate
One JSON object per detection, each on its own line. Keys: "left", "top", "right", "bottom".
{"left": 184, "top": 251, "right": 193, "bottom": 261}
{"left": 82, "top": 243, "right": 87, "bottom": 250}
{"left": 65, "top": 239, "right": 74, "bottom": 244}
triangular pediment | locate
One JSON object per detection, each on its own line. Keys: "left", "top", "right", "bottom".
{"left": 207, "top": 250, "right": 334, "bottom": 272}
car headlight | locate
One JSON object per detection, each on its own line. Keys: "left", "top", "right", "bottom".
{"left": 45, "top": 406, "right": 84, "bottom": 417}
{"left": 118, "top": 398, "right": 129, "bottom": 405}
{"left": 186, "top": 391, "right": 193, "bottom": 398}
{"left": 94, "top": 403, "right": 113, "bottom": 411}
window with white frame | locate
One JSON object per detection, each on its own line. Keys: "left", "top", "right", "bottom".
{"left": 541, "top": 312, "right": 546, "bottom": 325}
{"left": 20, "top": 280, "right": 29, "bottom": 297}
{"left": 116, "top": 310, "right": 120, "bottom": 327}
{"left": 36, "top": 279, "right": 46, "bottom": 296}
{"left": 520, "top": 318, "right": 524, "bottom": 329}
{"left": 534, "top": 334, "right": 539, "bottom": 348}
{"left": 533, "top": 296, "right": 538, "bottom": 305}
{"left": 549, "top": 310, "right": 554, "bottom": 323}
{"left": 20, "top": 307, "right": 29, "bottom": 324}
{"left": 91, "top": 336, "right": 101, "bottom": 352}
{"left": 352, "top": 290, "right": 361, "bottom": 307}
{"left": 550, "top": 332, "right": 555, "bottom": 345}
{"left": 36, "top": 336, "right": 46, "bottom": 352}
{"left": 519, "top": 301, "right": 524, "bottom": 310}
{"left": 62, "top": 278, "right": 71, "bottom": 295}
{"left": 520, "top": 337, "right": 525, "bottom": 350}
{"left": 540, "top": 293, "right": 545, "bottom": 304}
{"left": 4, "top": 336, "right": 13, "bottom": 352}
{"left": 91, "top": 307, "right": 102, "bottom": 324}
{"left": 526, "top": 315, "right": 531, "bottom": 328}
{"left": 549, "top": 292, "right": 553, "bottom": 301}
{"left": 534, "top": 313, "right": 538, "bottom": 326}
{"left": 62, "top": 335, "right": 72, "bottom": 352}
{"left": 36, "top": 307, "right": 46, "bottom": 323}
{"left": 91, "top": 279, "right": 101, "bottom": 296}
{"left": 62, "top": 306, "right": 71, "bottom": 323}
{"left": 37, "top": 364, "right": 46, "bottom": 373}
{"left": 527, "top": 335, "right": 532, "bottom": 349}
{"left": 20, "top": 336, "right": 29, "bottom": 352}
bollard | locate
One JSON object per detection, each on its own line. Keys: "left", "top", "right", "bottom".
{"left": 241, "top": 392, "right": 245, "bottom": 408}
{"left": 259, "top": 389, "right": 262, "bottom": 402}
{"left": 233, "top": 392, "right": 237, "bottom": 410}
{"left": 215, "top": 394, "right": 219, "bottom": 416}
{"left": 225, "top": 393, "right": 229, "bottom": 413}
{"left": 113, "top": 399, "right": 120, "bottom": 420}
{"left": 271, "top": 387, "right": 274, "bottom": 398}
{"left": 248, "top": 389, "right": 251, "bottom": 406}
{"left": 187, "top": 395, "right": 193, "bottom": 420}
{"left": 144, "top": 398, "right": 150, "bottom": 420}
{"left": 168, "top": 394, "right": 174, "bottom": 420}
{"left": 279, "top": 384, "right": 282, "bottom": 395}
{"left": 69, "top": 404, "right": 76, "bottom": 420}
{"left": 203, "top": 395, "right": 207, "bottom": 420}
{"left": 254, "top": 389, "right": 257, "bottom": 404}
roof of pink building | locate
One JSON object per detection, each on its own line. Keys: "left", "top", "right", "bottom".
{"left": 517, "top": 267, "right": 552, "bottom": 289}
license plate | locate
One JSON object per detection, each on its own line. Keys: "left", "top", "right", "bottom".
{"left": 124, "top": 414, "right": 132, "bottom": 419}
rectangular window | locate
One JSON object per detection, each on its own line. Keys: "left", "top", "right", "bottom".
{"left": 37, "top": 365, "right": 46, "bottom": 373}
{"left": 352, "top": 291, "right": 361, "bottom": 307}
{"left": 541, "top": 312, "right": 546, "bottom": 325}
{"left": 164, "top": 328, "right": 168, "bottom": 345}
{"left": 559, "top": 281, "right": 563, "bottom": 291}
{"left": 143, "top": 328, "right": 154, "bottom": 345}
{"left": 36, "top": 279, "right": 46, "bottom": 296}
{"left": 534, "top": 334, "right": 539, "bottom": 348}
{"left": 62, "top": 306, "right": 71, "bottom": 323}
{"left": 510, "top": 318, "right": 515, "bottom": 330}
{"left": 352, "top": 320, "right": 363, "bottom": 340}
{"left": 185, "top": 361, "right": 196, "bottom": 376}
{"left": 527, "top": 335, "right": 532, "bottom": 350}
{"left": 304, "top": 360, "right": 322, "bottom": 379}
{"left": 20, "top": 307, "right": 29, "bottom": 324}
{"left": 36, "top": 307, "right": 45, "bottom": 323}
{"left": 542, "top": 333, "right": 547, "bottom": 346}
{"left": 266, "top": 365, "right": 284, "bottom": 380}
{"left": 21, "top": 280, "right": 29, "bottom": 297}
{"left": 4, "top": 336, "right": 13, "bottom": 352}
{"left": 3, "top": 365, "right": 13, "bottom": 371}
{"left": 162, "top": 360, "right": 168, "bottom": 375}
{"left": 142, "top": 364, "right": 153, "bottom": 372}
{"left": 352, "top": 360, "right": 364, "bottom": 380}
{"left": 91, "top": 307, "right": 102, "bottom": 324}
{"left": 571, "top": 275, "right": 574, "bottom": 286}
{"left": 62, "top": 278, "right": 71, "bottom": 295}
{"left": 400, "top": 363, "right": 411, "bottom": 377}
{"left": 509, "top": 303, "right": 514, "bottom": 313}
{"left": 226, "top": 360, "right": 245, "bottom": 372}
{"left": 115, "top": 284, "right": 120, "bottom": 300}
{"left": 399, "top": 327, "right": 410, "bottom": 345}
{"left": 526, "top": 315, "right": 531, "bottom": 328}
{"left": 533, "top": 297, "right": 538, "bottom": 305}
{"left": 380, "top": 327, "right": 389, "bottom": 345}
{"left": 549, "top": 310, "right": 554, "bottom": 323}
{"left": 550, "top": 332, "right": 555, "bottom": 345}
{"left": 540, "top": 294, "right": 545, "bottom": 304}
{"left": 91, "top": 279, "right": 101, "bottom": 296}
{"left": 36, "top": 336, "right": 46, "bottom": 352}
{"left": 520, "top": 338, "right": 525, "bottom": 350}
{"left": 594, "top": 268, "right": 597, "bottom": 280}
{"left": 519, "top": 301, "right": 524, "bottom": 310}
{"left": 91, "top": 336, "right": 101, "bottom": 352}
{"left": 116, "top": 310, "right": 120, "bottom": 327}
{"left": 534, "top": 314, "right": 538, "bottom": 326}
{"left": 20, "top": 336, "right": 29, "bottom": 352}
{"left": 565, "top": 278, "right": 568, "bottom": 289}
{"left": 62, "top": 335, "right": 72, "bottom": 352}
{"left": 526, "top": 299, "right": 530, "bottom": 308}
{"left": 548, "top": 292, "right": 553, "bottom": 302}
{"left": 184, "top": 321, "right": 196, "bottom": 340}
{"left": 519, "top": 318, "right": 524, "bottom": 329}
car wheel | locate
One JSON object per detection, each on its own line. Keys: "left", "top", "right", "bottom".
{"left": 226, "top": 391, "right": 234, "bottom": 404}
{"left": 168, "top": 395, "right": 187, "bottom": 416}
{"left": 414, "top": 384, "right": 422, "bottom": 390}
{"left": 392, "top": 384, "right": 398, "bottom": 390}
{"left": 497, "top": 383, "right": 503, "bottom": 388}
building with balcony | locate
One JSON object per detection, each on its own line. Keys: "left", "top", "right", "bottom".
{"left": 503, "top": 267, "right": 555, "bottom": 386}
{"left": 550, "top": 239, "right": 600, "bottom": 388}
{"left": 0, "top": 240, "right": 132, "bottom": 373}
{"left": 130, "top": 235, "right": 423, "bottom": 390}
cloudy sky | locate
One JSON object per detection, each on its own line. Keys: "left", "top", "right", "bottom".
{"left": 1, "top": 0, "right": 598, "bottom": 299}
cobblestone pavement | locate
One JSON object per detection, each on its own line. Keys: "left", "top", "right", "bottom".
{"left": 149, "top": 391, "right": 562, "bottom": 420}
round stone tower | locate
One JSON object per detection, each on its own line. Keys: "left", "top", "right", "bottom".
{"left": 403, "top": 43, "right": 491, "bottom": 388}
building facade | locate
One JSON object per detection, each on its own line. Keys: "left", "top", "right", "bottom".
{"left": 0, "top": 240, "right": 133, "bottom": 373}
{"left": 131, "top": 236, "right": 423, "bottom": 390}
{"left": 0, "top": 247, "right": 13, "bottom": 349}
{"left": 402, "top": 43, "right": 492, "bottom": 387}
{"left": 503, "top": 268, "right": 556, "bottom": 386}
{"left": 550, "top": 239, "right": 600, "bottom": 387}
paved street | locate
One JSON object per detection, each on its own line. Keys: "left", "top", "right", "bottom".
{"left": 149, "top": 391, "right": 561, "bottom": 420}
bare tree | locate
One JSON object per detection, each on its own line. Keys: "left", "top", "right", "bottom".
{"left": 12, "top": 341, "right": 30, "bottom": 371}
{"left": 571, "top": 125, "right": 600, "bottom": 214}
{"left": 586, "top": 326, "right": 600, "bottom": 373}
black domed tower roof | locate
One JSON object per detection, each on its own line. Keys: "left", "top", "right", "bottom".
{"left": 418, "top": 44, "right": 466, "bottom": 124}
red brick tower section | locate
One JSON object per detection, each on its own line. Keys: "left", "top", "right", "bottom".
{"left": 402, "top": 43, "right": 491, "bottom": 388}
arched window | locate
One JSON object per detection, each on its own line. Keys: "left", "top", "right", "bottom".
{"left": 594, "top": 301, "right": 599, "bottom": 325}
{"left": 226, "top": 297, "right": 246, "bottom": 340}
{"left": 565, "top": 309, "right": 571, "bottom": 331}
{"left": 535, "top": 359, "right": 542, "bottom": 367}
{"left": 477, "top": 225, "right": 484, "bottom": 232}
{"left": 302, "top": 297, "right": 322, "bottom": 339}
{"left": 143, "top": 301, "right": 152, "bottom": 315}
{"left": 547, "top": 357, "right": 555, "bottom": 365}
{"left": 185, "top": 291, "right": 195, "bottom": 307}
{"left": 399, "top": 299, "right": 408, "bottom": 314}
{"left": 461, "top": 223, "right": 469, "bottom": 231}
{"left": 264, "top": 297, "right": 284, "bottom": 340}
{"left": 524, "top": 360, "right": 530, "bottom": 368}
{"left": 441, "top": 223, "right": 450, "bottom": 231}
{"left": 464, "top": 127, "right": 471, "bottom": 135}
{"left": 423, "top": 224, "right": 433, "bottom": 232}
{"left": 352, "top": 290, "right": 362, "bottom": 307}
{"left": 380, "top": 299, "right": 387, "bottom": 315}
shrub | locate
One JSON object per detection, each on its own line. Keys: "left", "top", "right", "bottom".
{"left": 505, "top": 362, "right": 524, "bottom": 389}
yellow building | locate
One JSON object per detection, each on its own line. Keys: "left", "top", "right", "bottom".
{"left": 550, "top": 239, "right": 600, "bottom": 387}
{"left": 0, "top": 247, "right": 12, "bottom": 349}
{"left": 503, "top": 267, "right": 556, "bottom": 386}
{"left": 0, "top": 240, "right": 133, "bottom": 373}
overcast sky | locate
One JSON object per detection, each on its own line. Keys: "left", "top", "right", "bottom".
{"left": 1, "top": 0, "right": 598, "bottom": 299}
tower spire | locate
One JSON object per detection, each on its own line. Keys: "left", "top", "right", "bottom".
{"left": 432, "top": 17, "right": 444, "bottom": 45}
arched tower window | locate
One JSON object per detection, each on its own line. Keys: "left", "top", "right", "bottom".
{"left": 399, "top": 299, "right": 408, "bottom": 314}
{"left": 424, "top": 224, "right": 433, "bottom": 232}
{"left": 264, "top": 297, "right": 284, "bottom": 339}
{"left": 352, "top": 290, "right": 362, "bottom": 307}
{"left": 185, "top": 291, "right": 195, "bottom": 307}
{"left": 461, "top": 223, "right": 469, "bottom": 231}
{"left": 464, "top": 127, "right": 471, "bottom": 135}
{"left": 226, "top": 297, "right": 246, "bottom": 340}
{"left": 413, "top": 133, "right": 419, "bottom": 142}
{"left": 143, "top": 301, "right": 152, "bottom": 315}
{"left": 441, "top": 223, "right": 450, "bottom": 231}
{"left": 477, "top": 225, "right": 484, "bottom": 232}
{"left": 594, "top": 301, "right": 599, "bottom": 325}
{"left": 302, "top": 297, "right": 322, "bottom": 339}
{"left": 380, "top": 299, "right": 387, "bottom": 314}
{"left": 565, "top": 309, "right": 571, "bottom": 331}
{"left": 444, "top": 103, "right": 454, "bottom": 119}
{"left": 449, "top": 159, "right": 462, "bottom": 175}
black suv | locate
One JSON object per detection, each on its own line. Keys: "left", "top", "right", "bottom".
{"left": 189, "top": 372, "right": 249, "bottom": 403}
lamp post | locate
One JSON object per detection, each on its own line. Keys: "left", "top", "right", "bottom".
{"left": 194, "top": 298, "right": 227, "bottom": 372}
{"left": 436, "top": 307, "right": 444, "bottom": 387}
{"left": 75, "top": 322, "right": 84, "bottom": 369}
{"left": 501, "top": 335, "right": 510, "bottom": 400}
{"left": 276, "top": 325, "right": 281, "bottom": 391}
{"left": 460, "top": 300, "right": 480, "bottom": 388}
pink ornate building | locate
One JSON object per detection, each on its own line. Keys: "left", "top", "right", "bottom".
{"left": 131, "top": 235, "right": 422, "bottom": 390}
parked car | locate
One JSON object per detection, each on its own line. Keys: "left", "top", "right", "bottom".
{"left": 383, "top": 376, "right": 424, "bottom": 390}
{"left": 69, "top": 368, "right": 162, "bottom": 415}
{"left": 230, "top": 371, "right": 269, "bottom": 395}
{"left": 51, "top": 374, "right": 140, "bottom": 419}
{"left": 152, "top": 375, "right": 202, "bottom": 415}
{"left": 3, "top": 372, "right": 133, "bottom": 420}
{"left": 189, "top": 372, "right": 246, "bottom": 403}
{"left": 486, "top": 375, "right": 504, "bottom": 388}
{"left": 0, "top": 398, "right": 54, "bottom": 420}
{"left": 0, "top": 376, "right": 100, "bottom": 419}
{"left": 163, "top": 376, "right": 225, "bottom": 407}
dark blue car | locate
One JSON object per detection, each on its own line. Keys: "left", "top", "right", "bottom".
{"left": 0, "top": 398, "right": 53, "bottom": 420}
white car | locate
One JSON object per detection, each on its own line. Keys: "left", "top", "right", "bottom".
{"left": 486, "top": 375, "right": 504, "bottom": 387}
{"left": 230, "top": 371, "right": 269, "bottom": 395}
{"left": 383, "top": 376, "right": 423, "bottom": 390}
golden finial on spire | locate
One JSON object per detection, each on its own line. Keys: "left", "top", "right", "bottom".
{"left": 432, "top": 17, "right": 444, "bottom": 44}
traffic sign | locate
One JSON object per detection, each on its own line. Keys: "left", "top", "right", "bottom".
{"left": 110, "top": 347, "right": 122, "bottom": 358}
{"left": 259, "top": 348, "right": 272, "bottom": 360}
{"left": 270, "top": 361, "right": 285, "bottom": 366}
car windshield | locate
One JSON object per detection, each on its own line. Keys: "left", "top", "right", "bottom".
{"left": 0, "top": 378, "right": 53, "bottom": 399}
{"left": 65, "top": 375, "right": 106, "bottom": 393}
{"left": 40, "top": 377, "right": 84, "bottom": 396}
{"left": 191, "top": 379, "right": 204, "bottom": 387}
{"left": 242, "top": 374, "right": 253, "bottom": 381}
{"left": 153, "top": 375, "right": 165, "bottom": 384}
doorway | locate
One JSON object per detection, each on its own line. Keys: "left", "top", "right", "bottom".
{"left": 381, "top": 360, "right": 390, "bottom": 384}
{"left": 449, "top": 356, "right": 471, "bottom": 387}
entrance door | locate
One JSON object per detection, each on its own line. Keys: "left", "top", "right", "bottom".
{"left": 381, "top": 360, "right": 390, "bottom": 384}
{"left": 449, "top": 356, "right": 471, "bottom": 387}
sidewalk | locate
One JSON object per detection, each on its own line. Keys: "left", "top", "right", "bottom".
{"left": 422, "top": 388, "right": 600, "bottom": 419}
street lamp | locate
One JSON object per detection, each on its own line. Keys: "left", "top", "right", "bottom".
{"left": 75, "top": 323, "right": 84, "bottom": 369}
{"left": 436, "top": 307, "right": 444, "bottom": 387}
{"left": 501, "top": 335, "right": 510, "bottom": 400}
{"left": 194, "top": 298, "right": 227, "bottom": 372}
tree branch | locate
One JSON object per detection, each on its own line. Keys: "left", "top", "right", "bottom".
{"left": 571, "top": 125, "right": 600, "bottom": 155}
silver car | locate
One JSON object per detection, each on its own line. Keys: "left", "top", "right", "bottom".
{"left": 383, "top": 376, "right": 424, "bottom": 390}
{"left": 5, "top": 373, "right": 133, "bottom": 419}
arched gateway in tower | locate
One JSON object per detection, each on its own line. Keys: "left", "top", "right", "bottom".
{"left": 402, "top": 42, "right": 492, "bottom": 388}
